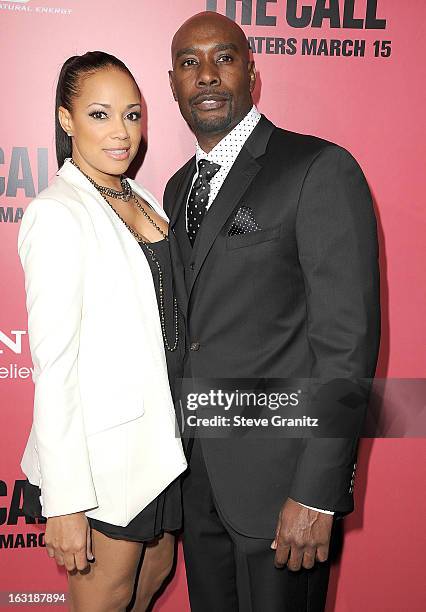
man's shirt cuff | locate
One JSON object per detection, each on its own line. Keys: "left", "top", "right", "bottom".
{"left": 299, "top": 503, "right": 334, "bottom": 515}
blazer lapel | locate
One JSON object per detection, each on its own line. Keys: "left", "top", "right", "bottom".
{"left": 57, "top": 161, "right": 163, "bottom": 343}
{"left": 189, "top": 116, "right": 275, "bottom": 297}
{"left": 164, "top": 160, "right": 196, "bottom": 315}
{"left": 169, "top": 157, "right": 196, "bottom": 228}
{"left": 189, "top": 148, "right": 260, "bottom": 295}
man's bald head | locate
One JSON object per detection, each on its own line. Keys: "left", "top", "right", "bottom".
{"left": 171, "top": 11, "right": 250, "bottom": 63}
{"left": 169, "top": 11, "right": 256, "bottom": 150}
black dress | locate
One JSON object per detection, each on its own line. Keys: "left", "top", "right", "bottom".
{"left": 23, "top": 238, "right": 185, "bottom": 543}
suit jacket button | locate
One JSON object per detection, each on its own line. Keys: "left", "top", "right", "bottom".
{"left": 190, "top": 342, "right": 200, "bottom": 351}
{"left": 190, "top": 262, "right": 195, "bottom": 271}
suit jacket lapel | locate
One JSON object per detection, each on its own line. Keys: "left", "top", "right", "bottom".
{"left": 169, "top": 157, "right": 196, "bottom": 228}
{"left": 163, "top": 159, "right": 195, "bottom": 316}
{"left": 189, "top": 116, "right": 275, "bottom": 297}
{"left": 189, "top": 148, "right": 260, "bottom": 295}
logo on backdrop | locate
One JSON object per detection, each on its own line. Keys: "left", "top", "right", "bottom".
{"left": 0, "top": 330, "right": 26, "bottom": 355}
{"left": 206, "top": 0, "right": 391, "bottom": 57}
{"left": 0, "top": 479, "right": 46, "bottom": 551}
{"left": 0, "top": 1, "right": 72, "bottom": 15}
{"left": 0, "top": 147, "right": 48, "bottom": 222}
{"left": 0, "top": 331, "right": 33, "bottom": 381}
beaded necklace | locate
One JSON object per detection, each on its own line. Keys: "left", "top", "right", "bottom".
{"left": 70, "top": 159, "right": 179, "bottom": 352}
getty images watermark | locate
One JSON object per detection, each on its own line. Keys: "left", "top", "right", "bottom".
{"left": 185, "top": 387, "right": 318, "bottom": 429}
{"left": 176, "top": 378, "right": 426, "bottom": 438}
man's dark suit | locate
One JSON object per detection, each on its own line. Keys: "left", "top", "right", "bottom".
{"left": 164, "top": 116, "right": 380, "bottom": 609}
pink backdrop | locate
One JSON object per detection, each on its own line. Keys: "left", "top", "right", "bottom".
{"left": 1, "top": 1, "right": 425, "bottom": 610}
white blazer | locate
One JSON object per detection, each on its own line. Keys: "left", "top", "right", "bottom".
{"left": 18, "top": 159, "right": 187, "bottom": 527}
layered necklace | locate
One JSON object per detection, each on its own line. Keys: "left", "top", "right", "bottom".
{"left": 70, "top": 159, "right": 179, "bottom": 352}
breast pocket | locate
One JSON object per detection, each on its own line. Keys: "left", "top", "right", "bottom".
{"left": 226, "top": 224, "right": 281, "bottom": 250}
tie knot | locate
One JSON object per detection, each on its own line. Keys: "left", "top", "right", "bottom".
{"left": 197, "top": 159, "right": 221, "bottom": 182}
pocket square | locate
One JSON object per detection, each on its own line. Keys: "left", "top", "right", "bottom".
{"left": 228, "top": 206, "right": 262, "bottom": 236}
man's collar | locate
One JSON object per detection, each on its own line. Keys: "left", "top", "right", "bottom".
{"left": 195, "top": 106, "right": 261, "bottom": 163}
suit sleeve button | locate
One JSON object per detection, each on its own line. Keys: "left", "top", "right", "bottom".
{"left": 190, "top": 342, "right": 200, "bottom": 351}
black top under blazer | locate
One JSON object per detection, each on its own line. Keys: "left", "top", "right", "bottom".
{"left": 164, "top": 116, "right": 380, "bottom": 538}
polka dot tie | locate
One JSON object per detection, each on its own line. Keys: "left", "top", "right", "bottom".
{"left": 187, "top": 159, "right": 221, "bottom": 246}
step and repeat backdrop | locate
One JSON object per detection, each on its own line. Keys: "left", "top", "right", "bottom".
{"left": 0, "top": 1, "right": 425, "bottom": 610}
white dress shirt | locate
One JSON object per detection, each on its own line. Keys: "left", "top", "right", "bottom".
{"left": 189, "top": 106, "right": 333, "bottom": 515}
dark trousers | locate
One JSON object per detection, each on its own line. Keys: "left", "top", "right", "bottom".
{"left": 182, "top": 437, "right": 331, "bottom": 612}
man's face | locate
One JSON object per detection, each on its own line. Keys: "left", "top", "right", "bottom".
{"left": 169, "top": 15, "right": 256, "bottom": 138}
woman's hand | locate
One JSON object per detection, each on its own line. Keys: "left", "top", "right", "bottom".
{"left": 45, "top": 512, "right": 94, "bottom": 571}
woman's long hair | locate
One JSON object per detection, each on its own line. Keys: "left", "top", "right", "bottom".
{"left": 55, "top": 51, "right": 140, "bottom": 168}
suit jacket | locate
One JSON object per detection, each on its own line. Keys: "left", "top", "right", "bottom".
{"left": 18, "top": 159, "right": 187, "bottom": 527}
{"left": 164, "top": 116, "right": 380, "bottom": 538}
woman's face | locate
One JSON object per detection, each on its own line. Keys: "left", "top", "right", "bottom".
{"left": 60, "top": 67, "right": 142, "bottom": 183}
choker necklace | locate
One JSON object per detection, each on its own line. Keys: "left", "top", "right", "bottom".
{"left": 70, "top": 158, "right": 179, "bottom": 352}
{"left": 70, "top": 158, "right": 168, "bottom": 241}
{"left": 70, "top": 159, "right": 132, "bottom": 201}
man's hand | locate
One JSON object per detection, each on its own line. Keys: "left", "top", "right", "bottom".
{"left": 272, "top": 498, "right": 333, "bottom": 571}
{"left": 45, "top": 512, "right": 94, "bottom": 571}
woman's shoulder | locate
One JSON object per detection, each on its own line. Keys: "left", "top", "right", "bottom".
{"left": 22, "top": 172, "right": 90, "bottom": 225}
{"left": 19, "top": 174, "right": 92, "bottom": 252}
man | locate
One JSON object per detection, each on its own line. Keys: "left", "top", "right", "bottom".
{"left": 165, "top": 11, "right": 380, "bottom": 612}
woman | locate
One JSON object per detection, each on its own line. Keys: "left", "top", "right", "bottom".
{"left": 18, "top": 51, "right": 187, "bottom": 611}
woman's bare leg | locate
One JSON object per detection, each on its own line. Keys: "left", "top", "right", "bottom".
{"left": 67, "top": 528, "right": 143, "bottom": 612}
{"left": 131, "top": 533, "right": 176, "bottom": 611}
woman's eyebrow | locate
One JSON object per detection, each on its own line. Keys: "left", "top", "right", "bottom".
{"left": 86, "top": 103, "right": 141, "bottom": 108}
